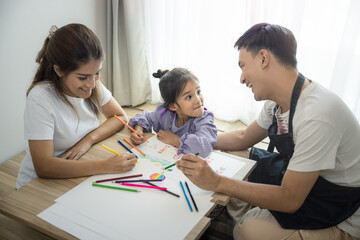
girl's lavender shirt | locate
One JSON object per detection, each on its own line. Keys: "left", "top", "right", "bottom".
{"left": 128, "top": 104, "right": 217, "bottom": 157}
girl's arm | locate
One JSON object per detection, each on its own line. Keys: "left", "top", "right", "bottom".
{"left": 128, "top": 104, "right": 165, "bottom": 132}
{"left": 177, "top": 112, "right": 217, "bottom": 157}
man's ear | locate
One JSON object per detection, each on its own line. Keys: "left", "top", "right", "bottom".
{"left": 168, "top": 103, "right": 178, "bottom": 111}
{"left": 259, "top": 49, "right": 270, "bottom": 68}
{"left": 53, "top": 65, "right": 63, "bottom": 78}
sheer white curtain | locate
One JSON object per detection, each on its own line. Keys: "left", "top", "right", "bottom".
{"left": 125, "top": 0, "right": 360, "bottom": 124}
{"left": 106, "top": 0, "right": 151, "bottom": 106}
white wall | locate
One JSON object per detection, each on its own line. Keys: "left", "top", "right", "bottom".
{"left": 0, "top": 0, "right": 107, "bottom": 164}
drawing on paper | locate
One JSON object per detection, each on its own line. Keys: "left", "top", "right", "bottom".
{"left": 136, "top": 135, "right": 245, "bottom": 178}
{"left": 138, "top": 154, "right": 172, "bottom": 166}
{"left": 150, "top": 173, "right": 166, "bottom": 180}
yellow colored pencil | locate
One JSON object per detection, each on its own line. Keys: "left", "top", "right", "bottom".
{"left": 101, "top": 144, "right": 120, "bottom": 155}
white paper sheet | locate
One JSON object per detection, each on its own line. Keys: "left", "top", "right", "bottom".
{"left": 38, "top": 135, "right": 247, "bottom": 240}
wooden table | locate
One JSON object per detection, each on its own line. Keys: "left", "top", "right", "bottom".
{"left": 0, "top": 128, "right": 255, "bottom": 240}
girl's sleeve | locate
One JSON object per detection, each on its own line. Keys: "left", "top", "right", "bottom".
{"left": 128, "top": 104, "right": 166, "bottom": 132}
{"left": 178, "top": 111, "right": 217, "bottom": 157}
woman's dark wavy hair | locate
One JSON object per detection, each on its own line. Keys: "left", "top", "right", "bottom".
{"left": 234, "top": 23, "right": 297, "bottom": 68}
{"left": 27, "top": 23, "right": 104, "bottom": 115}
{"left": 153, "top": 68, "right": 199, "bottom": 108}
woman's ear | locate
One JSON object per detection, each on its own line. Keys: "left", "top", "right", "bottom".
{"left": 53, "top": 65, "right": 63, "bottom": 78}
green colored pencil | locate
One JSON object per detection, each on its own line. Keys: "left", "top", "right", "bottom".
{"left": 164, "top": 152, "right": 199, "bottom": 170}
{"left": 92, "top": 183, "right": 140, "bottom": 192}
{"left": 164, "top": 163, "right": 176, "bottom": 170}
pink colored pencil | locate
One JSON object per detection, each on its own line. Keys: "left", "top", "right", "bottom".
{"left": 121, "top": 183, "right": 167, "bottom": 190}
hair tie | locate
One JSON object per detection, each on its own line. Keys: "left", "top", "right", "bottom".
{"left": 48, "top": 25, "right": 58, "bottom": 39}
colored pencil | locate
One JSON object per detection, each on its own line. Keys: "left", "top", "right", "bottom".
{"left": 93, "top": 174, "right": 143, "bottom": 183}
{"left": 121, "top": 183, "right": 167, "bottom": 190}
{"left": 185, "top": 181, "right": 198, "bottom": 212}
{"left": 117, "top": 140, "right": 138, "bottom": 158}
{"left": 145, "top": 182, "right": 180, "bottom": 198}
{"left": 92, "top": 183, "right": 140, "bottom": 192}
{"left": 114, "top": 179, "right": 163, "bottom": 183}
{"left": 123, "top": 138, "right": 146, "bottom": 156}
{"left": 180, "top": 181, "right": 193, "bottom": 212}
{"left": 101, "top": 144, "right": 120, "bottom": 155}
{"left": 164, "top": 163, "right": 175, "bottom": 170}
{"left": 163, "top": 152, "right": 198, "bottom": 170}
{"left": 114, "top": 115, "right": 147, "bottom": 141}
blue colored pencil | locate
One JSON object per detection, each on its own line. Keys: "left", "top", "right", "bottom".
{"left": 180, "top": 181, "right": 193, "bottom": 212}
{"left": 117, "top": 140, "right": 137, "bottom": 158}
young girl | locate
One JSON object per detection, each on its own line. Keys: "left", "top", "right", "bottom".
{"left": 16, "top": 24, "right": 137, "bottom": 189}
{"left": 128, "top": 68, "right": 217, "bottom": 157}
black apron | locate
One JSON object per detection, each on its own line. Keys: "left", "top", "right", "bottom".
{"left": 248, "top": 73, "right": 360, "bottom": 229}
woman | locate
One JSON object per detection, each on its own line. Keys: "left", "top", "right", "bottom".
{"left": 16, "top": 24, "right": 137, "bottom": 189}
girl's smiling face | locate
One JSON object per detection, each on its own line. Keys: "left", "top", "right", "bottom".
{"left": 170, "top": 80, "right": 204, "bottom": 120}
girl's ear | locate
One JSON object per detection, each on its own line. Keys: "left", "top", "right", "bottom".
{"left": 53, "top": 65, "right": 63, "bottom": 78}
{"left": 169, "top": 103, "right": 177, "bottom": 111}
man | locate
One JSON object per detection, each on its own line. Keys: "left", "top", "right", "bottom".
{"left": 176, "top": 23, "right": 360, "bottom": 240}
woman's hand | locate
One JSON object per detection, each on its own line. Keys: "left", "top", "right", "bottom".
{"left": 176, "top": 153, "right": 220, "bottom": 191}
{"left": 104, "top": 153, "right": 138, "bottom": 173}
{"left": 62, "top": 140, "right": 92, "bottom": 160}
{"left": 130, "top": 125, "right": 146, "bottom": 144}
{"left": 157, "top": 130, "right": 180, "bottom": 147}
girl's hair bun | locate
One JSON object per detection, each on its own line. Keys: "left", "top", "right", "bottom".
{"left": 152, "top": 69, "right": 169, "bottom": 79}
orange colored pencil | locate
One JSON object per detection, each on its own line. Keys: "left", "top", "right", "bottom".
{"left": 123, "top": 138, "right": 146, "bottom": 156}
{"left": 114, "top": 115, "right": 147, "bottom": 141}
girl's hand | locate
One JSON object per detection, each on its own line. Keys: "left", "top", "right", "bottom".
{"left": 62, "top": 140, "right": 92, "bottom": 160}
{"left": 176, "top": 153, "right": 220, "bottom": 191}
{"left": 157, "top": 130, "right": 180, "bottom": 147}
{"left": 130, "top": 125, "right": 145, "bottom": 145}
{"left": 104, "top": 153, "right": 137, "bottom": 173}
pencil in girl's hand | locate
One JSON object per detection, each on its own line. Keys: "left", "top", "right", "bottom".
{"left": 123, "top": 138, "right": 146, "bottom": 156}
{"left": 101, "top": 144, "right": 120, "bottom": 155}
{"left": 114, "top": 115, "right": 147, "bottom": 141}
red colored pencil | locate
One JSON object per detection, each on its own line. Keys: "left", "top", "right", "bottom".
{"left": 93, "top": 174, "right": 143, "bottom": 183}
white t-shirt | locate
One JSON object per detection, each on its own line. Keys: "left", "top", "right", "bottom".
{"left": 257, "top": 81, "right": 360, "bottom": 238}
{"left": 16, "top": 81, "right": 112, "bottom": 189}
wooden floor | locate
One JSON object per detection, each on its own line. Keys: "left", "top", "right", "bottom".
{"left": 0, "top": 102, "right": 251, "bottom": 240}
